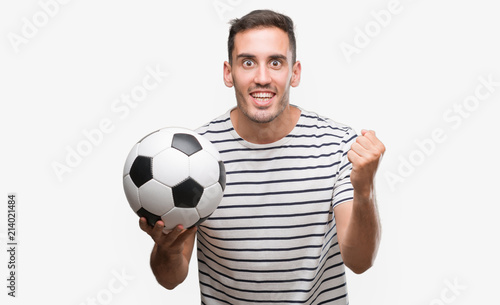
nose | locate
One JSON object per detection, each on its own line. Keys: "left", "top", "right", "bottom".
{"left": 254, "top": 65, "right": 271, "bottom": 86}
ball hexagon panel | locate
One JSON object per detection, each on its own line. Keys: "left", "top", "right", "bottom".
{"left": 123, "top": 175, "right": 141, "bottom": 213}
{"left": 196, "top": 134, "right": 221, "bottom": 161}
{"left": 152, "top": 148, "right": 189, "bottom": 187}
{"left": 172, "top": 178, "right": 204, "bottom": 208}
{"left": 138, "top": 180, "right": 175, "bottom": 216}
{"left": 161, "top": 206, "right": 201, "bottom": 230}
{"left": 129, "top": 156, "right": 153, "bottom": 188}
{"left": 218, "top": 161, "right": 226, "bottom": 191}
{"left": 137, "top": 130, "right": 175, "bottom": 157}
{"left": 123, "top": 143, "right": 139, "bottom": 177}
{"left": 189, "top": 150, "right": 220, "bottom": 188}
{"left": 196, "top": 183, "right": 223, "bottom": 219}
{"left": 172, "top": 133, "right": 202, "bottom": 156}
{"left": 137, "top": 207, "right": 162, "bottom": 227}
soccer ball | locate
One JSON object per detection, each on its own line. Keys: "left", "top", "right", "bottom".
{"left": 122, "top": 127, "right": 226, "bottom": 231}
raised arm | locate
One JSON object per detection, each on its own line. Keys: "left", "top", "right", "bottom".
{"left": 334, "top": 129, "right": 385, "bottom": 274}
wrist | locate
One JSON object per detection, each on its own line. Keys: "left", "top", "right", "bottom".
{"left": 353, "top": 186, "right": 374, "bottom": 203}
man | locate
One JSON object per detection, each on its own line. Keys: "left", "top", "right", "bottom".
{"left": 140, "top": 9, "right": 385, "bottom": 304}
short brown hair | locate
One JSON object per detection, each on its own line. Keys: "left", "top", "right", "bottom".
{"left": 227, "top": 10, "right": 297, "bottom": 65}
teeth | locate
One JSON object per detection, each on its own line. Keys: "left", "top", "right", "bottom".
{"left": 251, "top": 92, "right": 274, "bottom": 99}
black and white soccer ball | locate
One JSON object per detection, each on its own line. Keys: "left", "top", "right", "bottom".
{"left": 123, "top": 127, "right": 225, "bottom": 231}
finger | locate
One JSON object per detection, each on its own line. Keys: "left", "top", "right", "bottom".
{"left": 349, "top": 142, "right": 371, "bottom": 159}
{"left": 162, "top": 224, "right": 185, "bottom": 244}
{"left": 361, "top": 130, "right": 385, "bottom": 152}
{"left": 150, "top": 220, "right": 168, "bottom": 242}
{"left": 139, "top": 217, "right": 153, "bottom": 234}
{"left": 162, "top": 227, "right": 173, "bottom": 234}
{"left": 354, "top": 135, "right": 374, "bottom": 151}
{"left": 347, "top": 149, "right": 363, "bottom": 165}
{"left": 361, "top": 129, "right": 376, "bottom": 140}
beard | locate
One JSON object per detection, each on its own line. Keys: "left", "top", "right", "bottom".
{"left": 233, "top": 83, "right": 290, "bottom": 124}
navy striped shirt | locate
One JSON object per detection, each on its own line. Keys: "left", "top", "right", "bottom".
{"left": 195, "top": 106, "right": 357, "bottom": 304}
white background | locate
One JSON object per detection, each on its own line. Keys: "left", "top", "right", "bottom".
{"left": 1, "top": 0, "right": 499, "bottom": 304}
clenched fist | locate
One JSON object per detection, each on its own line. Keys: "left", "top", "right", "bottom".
{"left": 347, "top": 129, "right": 386, "bottom": 198}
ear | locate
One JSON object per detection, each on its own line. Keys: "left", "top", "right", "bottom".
{"left": 290, "top": 60, "right": 302, "bottom": 87}
{"left": 223, "top": 61, "right": 234, "bottom": 88}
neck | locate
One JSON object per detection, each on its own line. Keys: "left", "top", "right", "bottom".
{"left": 231, "top": 105, "right": 301, "bottom": 144}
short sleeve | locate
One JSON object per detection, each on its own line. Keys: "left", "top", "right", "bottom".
{"left": 332, "top": 127, "right": 358, "bottom": 208}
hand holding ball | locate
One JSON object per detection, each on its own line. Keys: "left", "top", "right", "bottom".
{"left": 123, "top": 127, "right": 225, "bottom": 231}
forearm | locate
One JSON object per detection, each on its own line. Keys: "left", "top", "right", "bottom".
{"left": 341, "top": 189, "right": 381, "bottom": 274}
{"left": 150, "top": 244, "right": 190, "bottom": 290}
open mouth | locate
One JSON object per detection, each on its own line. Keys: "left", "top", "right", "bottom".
{"left": 250, "top": 92, "right": 276, "bottom": 105}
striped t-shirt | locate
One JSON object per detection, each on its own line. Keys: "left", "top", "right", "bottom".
{"left": 195, "top": 106, "right": 357, "bottom": 304}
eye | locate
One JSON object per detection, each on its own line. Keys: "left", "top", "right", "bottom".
{"left": 270, "top": 60, "right": 282, "bottom": 68}
{"left": 243, "top": 60, "right": 254, "bottom": 67}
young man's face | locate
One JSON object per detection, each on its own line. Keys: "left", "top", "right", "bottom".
{"left": 224, "top": 27, "right": 301, "bottom": 124}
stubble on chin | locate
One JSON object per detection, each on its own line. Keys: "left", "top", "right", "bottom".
{"left": 236, "top": 93, "right": 290, "bottom": 124}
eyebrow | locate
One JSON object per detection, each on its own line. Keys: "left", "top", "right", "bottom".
{"left": 236, "top": 53, "right": 288, "bottom": 61}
